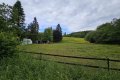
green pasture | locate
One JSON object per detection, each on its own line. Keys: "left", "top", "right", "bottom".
{"left": 19, "top": 37, "right": 120, "bottom": 59}
{"left": 18, "top": 37, "right": 120, "bottom": 69}
{"left": 1, "top": 37, "right": 120, "bottom": 80}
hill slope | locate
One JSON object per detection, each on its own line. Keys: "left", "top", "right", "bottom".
{"left": 19, "top": 37, "right": 120, "bottom": 59}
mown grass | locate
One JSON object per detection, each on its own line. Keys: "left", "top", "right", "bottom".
{"left": 0, "top": 53, "right": 120, "bottom": 80}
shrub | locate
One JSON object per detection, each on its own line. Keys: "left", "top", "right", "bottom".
{"left": 85, "top": 31, "right": 96, "bottom": 43}
{"left": 85, "top": 18, "right": 120, "bottom": 44}
{"left": 0, "top": 32, "right": 19, "bottom": 58}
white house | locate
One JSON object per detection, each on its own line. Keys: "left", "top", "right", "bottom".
{"left": 22, "top": 38, "right": 32, "bottom": 45}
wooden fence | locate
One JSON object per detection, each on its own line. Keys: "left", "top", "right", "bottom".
{"left": 21, "top": 51, "right": 120, "bottom": 71}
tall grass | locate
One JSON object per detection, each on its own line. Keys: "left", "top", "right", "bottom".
{"left": 0, "top": 53, "right": 120, "bottom": 80}
{"left": 6, "top": 37, "right": 119, "bottom": 79}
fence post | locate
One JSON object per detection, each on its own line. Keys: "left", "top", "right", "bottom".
{"left": 107, "top": 58, "right": 110, "bottom": 71}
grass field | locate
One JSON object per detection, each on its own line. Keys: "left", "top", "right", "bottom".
{"left": 19, "top": 37, "right": 120, "bottom": 59}
{"left": 1, "top": 37, "right": 120, "bottom": 80}
{"left": 18, "top": 37, "right": 120, "bottom": 70}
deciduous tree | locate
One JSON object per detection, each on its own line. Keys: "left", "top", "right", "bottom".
{"left": 44, "top": 27, "right": 53, "bottom": 42}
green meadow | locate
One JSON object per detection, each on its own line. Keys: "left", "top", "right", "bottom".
{"left": 19, "top": 37, "right": 120, "bottom": 59}
{"left": 1, "top": 37, "right": 120, "bottom": 80}
{"left": 19, "top": 37, "right": 120, "bottom": 69}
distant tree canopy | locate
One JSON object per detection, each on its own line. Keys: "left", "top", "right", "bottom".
{"left": 27, "top": 17, "right": 39, "bottom": 43}
{"left": 37, "top": 33, "right": 44, "bottom": 41}
{"left": 37, "top": 24, "right": 63, "bottom": 43}
{"left": 44, "top": 27, "right": 53, "bottom": 42}
{"left": 53, "top": 24, "right": 63, "bottom": 42}
{"left": 66, "top": 31, "right": 92, "bottom": 38}
{"left": 85, "top": 18, "right": 120, "bottom": 44}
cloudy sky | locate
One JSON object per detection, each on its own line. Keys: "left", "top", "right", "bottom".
{"left": 0, "top": 0, "right": 120, "bottom": 33}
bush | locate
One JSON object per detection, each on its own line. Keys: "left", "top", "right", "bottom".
{"left": 85, "top": 18, "right": 120, "bottom": 44}
{"left": 0, "top": 32, "right": 19, "bottom": 58}
{"left": 85, "top": 31, "right": 96, "bottom": 43}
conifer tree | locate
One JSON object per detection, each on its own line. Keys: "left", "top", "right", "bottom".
{"left": 12, "top": 0, "right": 25, "bottom": 27}
{"left": 53, "top": 24, "right": 62, "bottom": 42}
{"left": 27, "top": 17, "right": 39, "bottom": 43}
{"left": 56, "top": 24, "right": 62, "bottom": 41}
{"left": 11, "top": 0, "right": 25, "bottom": 39}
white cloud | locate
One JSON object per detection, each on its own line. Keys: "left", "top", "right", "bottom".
{"left": 0, "top": 0, "right": 120, "bottom": 33}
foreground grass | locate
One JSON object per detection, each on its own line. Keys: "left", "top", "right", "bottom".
{"left": 0, "top": 53, "right": 120, "bottom": 80}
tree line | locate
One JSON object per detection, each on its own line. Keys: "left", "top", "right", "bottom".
{"left": 85, "top": 18, "right": 120, "bottom": 44}
{"left": 65, "top": 31, "right": 92, "bottom": 38}
{"left": 0, "top": 0, "right": 63, "bottom": 43}
{"left": 66, "top": 18, "right": 120, "bottom": 44}
{"left": 0, "top": 0, "right": 62, "bottom": 58}
{"left": 26, "top": 18, "right": 63, "bottom": 43}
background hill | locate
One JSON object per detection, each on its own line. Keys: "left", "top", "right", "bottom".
{"left": 65, "top": 31, "right": 92, "bottom": 38}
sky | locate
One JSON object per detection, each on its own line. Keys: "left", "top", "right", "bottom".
{"left": 0, "top": 0, "right": 120, "bottom": 33}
